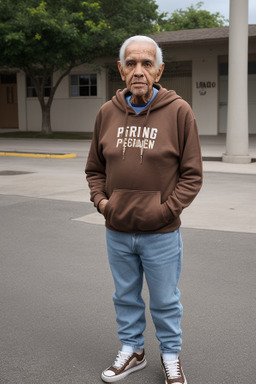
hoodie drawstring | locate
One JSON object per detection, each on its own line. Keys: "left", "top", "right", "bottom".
{"left": 122, "top": 104, "right": 152, "bottom": 164}
{"left": 140, "top": 105, "right": 152, "bottom": 164}
{"left": 122, "top": 109, "right": 129, "bottom": 160}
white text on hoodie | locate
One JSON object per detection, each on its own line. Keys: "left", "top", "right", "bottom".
{"left": 116, "top": 126, "right": 158, "bottom": 149}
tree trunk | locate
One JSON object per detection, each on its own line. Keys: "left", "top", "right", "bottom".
{"left": 26, "top": 67, "right": 72, "bottom": 135}
{"left": 41, "top": 104, "right": 52, "bottom": 134}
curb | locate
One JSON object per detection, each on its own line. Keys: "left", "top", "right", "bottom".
{"left": 0, "top": 151, "right": 77, "bottom": 159}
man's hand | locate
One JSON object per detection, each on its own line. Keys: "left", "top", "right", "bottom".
{"left": 99, "top": 199, "right": 108, "bottom": 215}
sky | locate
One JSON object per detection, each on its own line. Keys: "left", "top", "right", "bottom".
{"left": 155, "top": 0, "right": 256, "bottom": 25}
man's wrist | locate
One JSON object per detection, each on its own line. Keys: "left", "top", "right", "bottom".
{"left": 97, "top": 198, "right": 108, "bottom": 214}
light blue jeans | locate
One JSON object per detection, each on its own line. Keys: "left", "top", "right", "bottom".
{"left": 106, "top": 228, "right": 183, "bottom": 354}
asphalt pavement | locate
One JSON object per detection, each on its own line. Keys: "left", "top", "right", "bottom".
{"left": 0, "top": 136, "right": 256, "bottom": 384}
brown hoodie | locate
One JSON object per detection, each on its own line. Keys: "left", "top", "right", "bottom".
{"left": 85, "top": 84, "right": 203, "bottom": 233}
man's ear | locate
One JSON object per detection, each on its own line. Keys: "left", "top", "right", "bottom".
{"left": 117, "top": 61, "right": 125, "bottom": 81}
{"left": 156, "top": 63, "right": 165, "bottom": 82}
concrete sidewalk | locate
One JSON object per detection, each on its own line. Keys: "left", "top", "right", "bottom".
{"left": 1, "top": 134, "right": 256, "bottom": 170}
{"left": 0, "top": 136, "right": 256, "bottom": 234}
{"left": 200, "top": 135, "right": 256, "bottom": 174}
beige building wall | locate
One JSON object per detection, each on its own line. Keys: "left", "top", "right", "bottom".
{"left": 192, "top": 56, "right": 218, "bottom": 135}
{"left": 14, "top": 37, "right": 255, "bottom": 135}
{"left": 17, "top": 64, "right": 108, "bottom": 132}
{"left": 163, "top": 43, "right": 227, "bottom": 135}
{"left": 16, "top": 47, "right": 222, "bottom": 134}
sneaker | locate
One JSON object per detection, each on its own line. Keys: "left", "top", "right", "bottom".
{"left": 161, "top": 356, "right": 187, "bottom": 384}
{"left": 101, "top": 349, "right": 147, "bottom": 382}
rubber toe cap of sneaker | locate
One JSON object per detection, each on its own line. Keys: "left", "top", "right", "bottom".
{"left": 103, "top": 369, "right": 115, "bottom": 377}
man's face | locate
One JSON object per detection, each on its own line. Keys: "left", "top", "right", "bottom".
{"left": 117, "top": 41, "right": 164, "bottom": 104}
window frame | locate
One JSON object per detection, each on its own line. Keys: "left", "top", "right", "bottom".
{"left": 70, "top": 73, "right": 97, "bottom": 98}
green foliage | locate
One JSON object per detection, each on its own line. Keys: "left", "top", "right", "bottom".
{"left": 0, "top": 0, "right": 160, "bottom": 73}
{"left": 99, "top": 0, "right": 160, "bottom": 52}
{"left": 0, "top": 0, "right": 109, "bottom": 73}
{"left": 158, "top": 2, "right": 227, "bottom": 32}
{"left": 0, "top": 0, "right": 160, "bottom": 133}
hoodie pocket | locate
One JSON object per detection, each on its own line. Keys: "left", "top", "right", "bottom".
{"left": 104, "top": 189, "right": 169, "bottom": 232}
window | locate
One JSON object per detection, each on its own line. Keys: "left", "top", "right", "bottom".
{"left": 70, "top": 74, "right": 97, "bottom": 97}
{"left": 0, "top": 74, "right": 16, "bottom": 84}
{"left": 26, "top": 76, "right": 51, "bottom": 97}
{"left": 248, "top": 62, "right": 256, "bottom": 74}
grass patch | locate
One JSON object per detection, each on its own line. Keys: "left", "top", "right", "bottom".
{"left": 0, "top": 131, "right": 93, "bottom": 140}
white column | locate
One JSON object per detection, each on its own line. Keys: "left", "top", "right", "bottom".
{"left": 223, "top": 0, "right": 251, "bottom": 163}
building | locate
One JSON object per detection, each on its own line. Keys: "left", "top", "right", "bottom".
{"left": 0, "top": 25, "right": 255, "bottom": 136}
{"left": 151, "top": 26, "right": 256, "bottom": 138}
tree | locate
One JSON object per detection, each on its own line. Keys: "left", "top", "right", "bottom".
{"left": 158, "top": 2, "right": 227, "bottom": 32}
{"left": 0, "top": 0, "right": 110, "bottom": 133}
{"left": 0, "top": 0, "right": 159, "bottom": 134}
{"left": 99, "top": 0, "right": 160, "bottom": 44}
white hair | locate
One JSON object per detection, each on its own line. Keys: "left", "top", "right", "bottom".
{"left": 119, "top": 35, "right": 163, "bottom": 68}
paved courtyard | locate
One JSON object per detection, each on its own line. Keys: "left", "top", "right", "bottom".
{"left": 0, "top": 138, "right": 256, "bottom": 383}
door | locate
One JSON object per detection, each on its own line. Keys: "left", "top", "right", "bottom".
{"left": 0, "top": 74, "right": 18, "bottom": 128}
{"left": 218, "top": 60, "right": 256, "bottom": 134}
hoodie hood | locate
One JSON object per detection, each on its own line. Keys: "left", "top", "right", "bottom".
{"left": 112, "top": 83, "right": 182, "bottom": 114}
{"left": 111, "top": 84, "right": 182, "bottom": 163}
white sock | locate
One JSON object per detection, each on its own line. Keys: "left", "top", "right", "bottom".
{"left": 121, "top": 345, "right": 134, "bottom": 353}
{"left": 121, "top": 345, "right": 143, "bottom": 354}
{"left": 162, "top": 352, "right": 179, "bottom": 362}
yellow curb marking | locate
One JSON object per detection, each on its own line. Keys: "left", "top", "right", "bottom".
{"left": 0, "top": 152, "right": 76, "bottom": 159}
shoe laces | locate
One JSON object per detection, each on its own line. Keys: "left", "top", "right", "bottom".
{"left": 163, "top": 359, "right": 181, "bottom": 379}
{"left": 113, "top": 351, "right": 132, "bottom": 369}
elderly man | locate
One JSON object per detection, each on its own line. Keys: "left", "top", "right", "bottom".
{"left": 85, "top": 35, "right": 203, "bottom": 384}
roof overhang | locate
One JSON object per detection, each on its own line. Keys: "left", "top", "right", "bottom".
{"left": 150, "top": 25, "right": 256, "bottom": 47}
